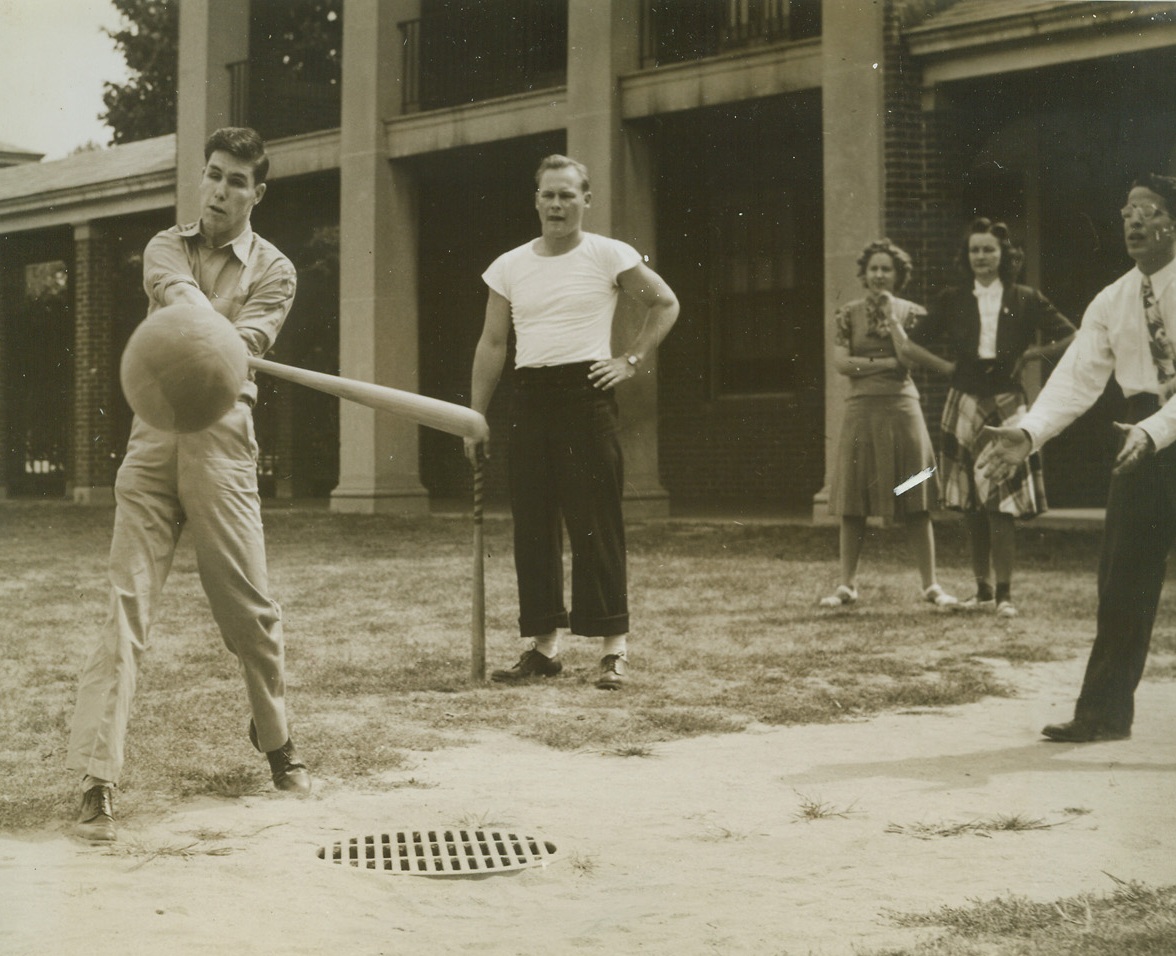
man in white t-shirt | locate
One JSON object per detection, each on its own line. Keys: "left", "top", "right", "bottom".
{"left": 979, "top": 172, "right": 1176, "bottom": 742}
{"left": 465, "top": 154, "right": 679, "bottom": 689}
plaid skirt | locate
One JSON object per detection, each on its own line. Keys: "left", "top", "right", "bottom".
{"left": 939, "top": 388, "right": 1046, "bottom": 517}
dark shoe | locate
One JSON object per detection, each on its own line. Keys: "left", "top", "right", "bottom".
{"left": 76, "top": 784, "right": 116, "bottom": 842}
{"left": 595, "top": 653, "right": 628, "bottom": 690}
{"left": 490, "top": 647, "right": 563, "bottom": 683}
{"left": 267, "top": 739, "right": 312, "bottom": 793}
{"left": 1041, "top": 719, "right": 1131, "bottom": 743}
{"left": 250, "top": 720, "right": 312, "bottom": 793}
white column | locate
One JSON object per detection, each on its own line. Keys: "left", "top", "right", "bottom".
{"left": 816, "top": 0, "right": 887, "bottom": 521}
{"left": 331, "top": 0, "right": 429, "bottom": 513}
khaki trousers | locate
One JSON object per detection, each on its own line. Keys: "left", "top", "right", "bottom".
{"left": 67, "top": 402, "right": 288, "bottom": 784}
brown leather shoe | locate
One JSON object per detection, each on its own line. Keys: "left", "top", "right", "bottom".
{"left": 267, "top": 738, "right": 312, "bottom": 793}
{"left": 249, "top": 720, "right": 312, "bottom": 793}
{"left": 76, "top": 784, "right": 117, "bottom": 842}
{"left": 490, "top": 647, "right": 563, "bottom": 683}
{"left": 1041, "top": 719, "right": 1130, "bottom": 743}
{"left": 595, "top": 653, "right": 628, "bottom": 690}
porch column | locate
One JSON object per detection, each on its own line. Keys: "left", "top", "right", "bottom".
{"left": 331, "top": 0, "right": 428, "bottom": 513}
{"left": 175, "top": 0, "right": 250, "bottom": 221}
{"left": 71, "top": 221, "right": 118, "bottom": 505}
{"left": 567, "top": 0, "right": 669, "bottom": 518}
{"left": 815, "top": 0, "right": 887, "bottom": 521}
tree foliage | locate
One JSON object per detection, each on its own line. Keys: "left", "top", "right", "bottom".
{"left": 100, "top": 0, "right": 178, "bottom": 145}
{"left": 100, "top": 0, "right": 342, "bottom": 146}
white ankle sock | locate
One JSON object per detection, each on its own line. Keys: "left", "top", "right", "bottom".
{"left": 533, "top": 634, "right": 559, "bottom": 658}
{"left": 601, "top": 635, "right": 627, "bottom": 658}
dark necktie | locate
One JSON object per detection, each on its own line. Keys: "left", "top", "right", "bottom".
{"left": 1142, "top": 274, "right": 1176, "bottom": 398}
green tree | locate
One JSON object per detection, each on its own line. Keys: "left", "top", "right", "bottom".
{"left": 100, "top": 0, "right": 342, "bottom": 146}
{"left": 100, "top": 0, "right": 179, "bottom": 145}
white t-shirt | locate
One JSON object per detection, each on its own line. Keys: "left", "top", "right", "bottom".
{"left": 482, "top": 232, "right": 642, "bottom": 368}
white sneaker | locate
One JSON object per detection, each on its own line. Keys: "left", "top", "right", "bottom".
{"left": 819, "top": 584, "right": 858, "bottom": 608}
{"left": 996, "top": 600, "right": 1019, "bottom": 618}
{"left": 923, "top": 584, "right": 959, "bottom": 608}
{"left": 961, "top": 594, "right": 996, "bottom": 611}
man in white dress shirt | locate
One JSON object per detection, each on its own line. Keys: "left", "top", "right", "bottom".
{"left": 980, "top": 172, "right": 1176, "bottom": 742}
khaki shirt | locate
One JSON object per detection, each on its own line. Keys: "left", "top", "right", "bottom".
{"left": 142, "top": 221, "right": 297, "bottom": 402}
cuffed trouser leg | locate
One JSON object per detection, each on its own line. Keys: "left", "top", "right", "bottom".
{"left": 510, "top": 389, "right": 569, "bottom": 637}
{"left": 508, "top": 370, "right": 628, "bottom": 639}
{"left": 1075, "top": 450, "right": 1176, "bottom": 731}
{"left": 559, "top": 390, "right": 628, "bottom": 637}
{"left": 181, "top": 403, "right": 288, "bottom": 753}
{"left": 67, "top": 422, "right": 183, "bottom": 784}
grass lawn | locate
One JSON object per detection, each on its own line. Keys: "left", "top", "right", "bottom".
{"left": 9, "top": 498, "right": 1174, "bottom": 832}
{"left": 4, "top": 500, "right": 1176, "bottom": 954}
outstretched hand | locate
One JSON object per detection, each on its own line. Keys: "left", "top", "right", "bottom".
{"left": 1111, "top": 422, "right": 1154, "bottom": 475}
{"left": 976, "top": 425, "right": 1032, "bottom": 484}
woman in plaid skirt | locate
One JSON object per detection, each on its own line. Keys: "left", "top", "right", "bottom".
{"left": 893, "top": 219, "right": 1075, "bottom": 617}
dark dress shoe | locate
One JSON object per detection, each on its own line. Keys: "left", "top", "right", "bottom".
{"left": 267, "top": 739, "right": 312, "bottom": 793}
{"left": 1041, "top": 719, "right": 1131, "bottom": 743}
{"left": 249, "top": 719, "right": 312, "bottom": 793}
{"left": 76, "top": 784, "right": 117, "bottom": 842}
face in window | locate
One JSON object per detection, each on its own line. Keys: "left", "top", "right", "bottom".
{"left": 967, "top": 232, "right": 1002, "bottom": 285}
{"left": 535, "top": 167, "right": 590, "bottom": 244}
{"left": 199, "top": 149, "right": 266, "bottom": 246}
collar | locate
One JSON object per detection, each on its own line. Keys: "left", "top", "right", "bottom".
{"left": 972, "top": 279, "right": 1003, "bottom": 300}
{"left": 1140, "top": 257, "right": 1176, "bottom": 299}
{"left": 180, "top": 220, "right": 254, "bottom": 261}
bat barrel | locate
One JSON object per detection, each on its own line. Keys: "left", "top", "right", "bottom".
{"left": 248, "top": 356, "right": 489, "bottom": 441}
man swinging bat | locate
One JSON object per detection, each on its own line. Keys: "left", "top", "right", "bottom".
{"left": 67, "top": 127, "right": 308, "bottom": 843}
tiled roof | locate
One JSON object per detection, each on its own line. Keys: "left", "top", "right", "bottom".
{"left": 0, "top": 134, "right": 175, "bottom": 203}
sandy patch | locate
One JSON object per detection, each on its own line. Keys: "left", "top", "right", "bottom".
{"left": 3, "top": 656, "right": 1175, "bottom": 955}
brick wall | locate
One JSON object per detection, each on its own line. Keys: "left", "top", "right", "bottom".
{"left": 71, "top": 225, "right": 119, "bottom": 497}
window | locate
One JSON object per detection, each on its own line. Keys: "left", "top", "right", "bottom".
{"left": 709, "top": 194, "right": 821, "bottom": 395}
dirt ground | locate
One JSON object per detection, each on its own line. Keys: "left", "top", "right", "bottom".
{"left": 3, "top": 655, "right": 1174, "bottom": 956}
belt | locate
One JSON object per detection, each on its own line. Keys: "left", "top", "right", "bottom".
{"left": 513, "top": 362, "right": 595, "bottom": 387}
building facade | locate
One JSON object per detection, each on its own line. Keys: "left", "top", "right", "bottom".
{"left": 1, "top": 0, "right": 1173, "bottom": 515}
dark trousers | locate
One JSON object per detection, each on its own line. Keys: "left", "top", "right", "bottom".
{"left": 1075, "top": 394, "right": 1176, "bottom": 731}
{"left": 508, "top": 363, "right": 629, "bottom": 638}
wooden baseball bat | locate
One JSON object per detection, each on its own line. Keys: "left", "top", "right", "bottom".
{"left": 248, "top": 356, "right": 489, "bottom": 441}
{"left": 471, "top": 452, "right": 486, "bottom": 681}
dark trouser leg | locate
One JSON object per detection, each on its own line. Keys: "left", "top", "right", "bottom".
{"left": 557, "top": 389, "right": 628, "bottom": 637}
{"left": 509, "top": 389, "right": 569, "bottom": 637}
{"left": 1075, "top": 453, "right": 1176, "bottom": 731}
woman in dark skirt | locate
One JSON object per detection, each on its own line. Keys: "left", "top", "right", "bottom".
{"left": 893, "top": 218, "right": 1075, "bottom": 618}
{"left": 821, "top": 239, "right": 957, "bottom": 610}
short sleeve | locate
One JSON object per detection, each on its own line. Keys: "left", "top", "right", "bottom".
{"left": 482, "top": 252, "right": 510, "bottom": 300}
{"left": 833, "top": 305, "right": 852, "bottom": 349}
{"left": 901, "top": 303, "right": 927, "bottom": 331}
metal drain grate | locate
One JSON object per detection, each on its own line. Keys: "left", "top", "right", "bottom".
{"left": 317, "top": 830, "right": 558, "bottom": 876}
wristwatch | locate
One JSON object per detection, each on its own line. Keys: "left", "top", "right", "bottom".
{"left": 626, "top": 354, "right": 642, "bottom": 368}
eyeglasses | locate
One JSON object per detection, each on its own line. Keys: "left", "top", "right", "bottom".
{"left": 1121, "top": 201, "right": 1167, "bottom": 221}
